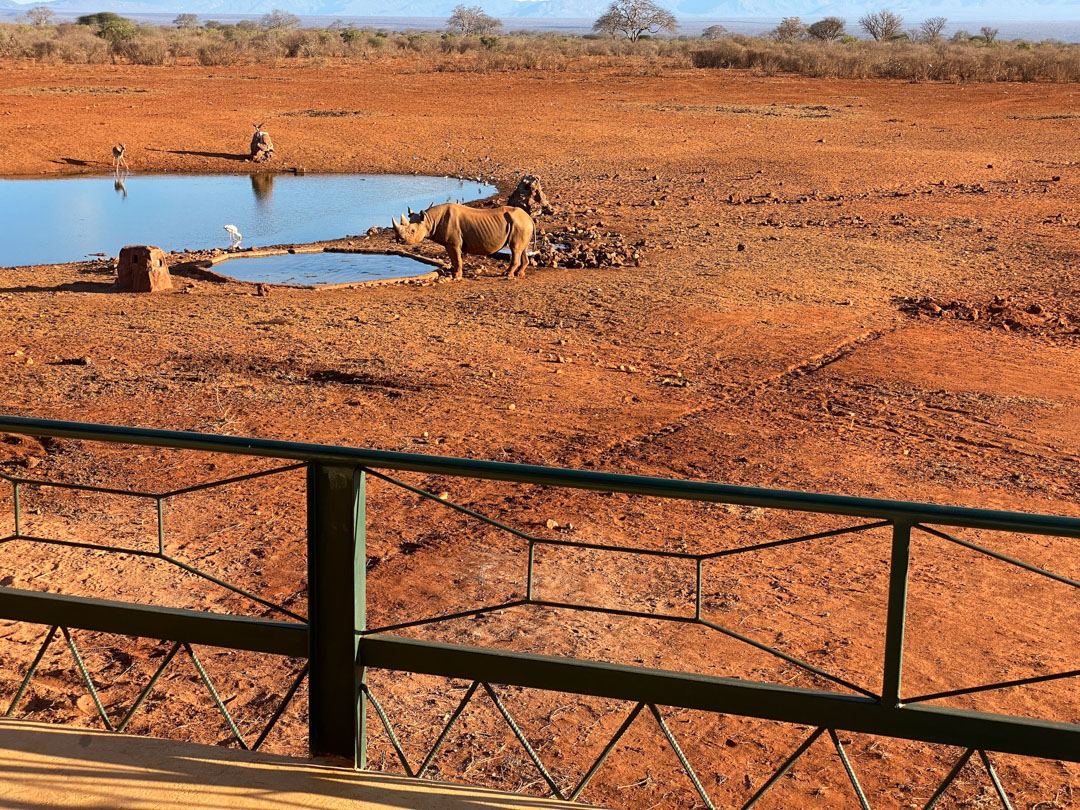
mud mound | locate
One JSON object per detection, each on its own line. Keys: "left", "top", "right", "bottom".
{"left": 898, "top": 295, "right": 1080, "bottom": 336}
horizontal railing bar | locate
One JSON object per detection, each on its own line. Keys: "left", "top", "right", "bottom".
{"left": 701, "top": 521, "right": 892, "bottom": 560}
{"left": 359, "top": 635, "right": 1080, "bottom": 763}
{"left": 916, "top": 524, "right": 1080, "bottom": 589}
{"left": 160, "top": 462, "right": 309, "bottom": 498}
{"left": 531, "top": 536, "right": 701, "bottom": 560}
{"left": 0, "top": 587, "right": 307, "bottom": 657}
{"left": 3, "top": 416, "right": 1080, "bottom": 538}
{"left": 1, "top": 477, "right": 158, "bottom": 499}
{"left": 9, "top": 534, "right": 159, "bottom": 558}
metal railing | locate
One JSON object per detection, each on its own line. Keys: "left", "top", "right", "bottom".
{"left": 0, "top": 414, "right": 1077, "bottom": 809}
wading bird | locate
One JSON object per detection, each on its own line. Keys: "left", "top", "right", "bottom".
{"left": 224, "top": 225, "right": 242, "bottom": 249}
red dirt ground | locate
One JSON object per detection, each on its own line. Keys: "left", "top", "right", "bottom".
{"left": 0, "top": 61, "right": 1079, "bottom": 808}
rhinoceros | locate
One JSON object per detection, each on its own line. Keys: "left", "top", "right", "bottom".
{"left": 391, "top": 202, "right": 535, "bottom": 280}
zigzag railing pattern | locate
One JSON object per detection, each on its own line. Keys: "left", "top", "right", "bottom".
{"left": 0, "top": 415, "right": 1075, "bottom": 809}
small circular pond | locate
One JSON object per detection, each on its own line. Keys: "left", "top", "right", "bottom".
{"left": 211, "top": 252, "right": 437, "bottom": 286}
{"left": 0, "top": 173, "right": 496, "bottom": 268}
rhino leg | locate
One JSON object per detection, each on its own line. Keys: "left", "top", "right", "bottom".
{"left": 507, "top": 247, "right": 527, "bottom": 278}
{"left": 447, "top": 243, "right": 464, "bottom": 280}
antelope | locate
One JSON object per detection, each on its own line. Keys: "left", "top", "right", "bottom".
{"left": 111, "top": 143, "right": 128, "bottom": 176}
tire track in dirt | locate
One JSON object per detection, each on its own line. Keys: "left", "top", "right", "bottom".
{"left": 604, "top": 327, "right": 899, "bottom": 458}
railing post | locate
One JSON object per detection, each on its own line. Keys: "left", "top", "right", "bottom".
{"left": 881, "top": 520, "right": 911, "bottom": 707}
{"left": 307, "top": 463, "right": 365, "bottom": 765}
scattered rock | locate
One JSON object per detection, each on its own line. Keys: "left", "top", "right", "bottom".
{"left": 898, "top": 295, "right": 1078, "bottom": 335}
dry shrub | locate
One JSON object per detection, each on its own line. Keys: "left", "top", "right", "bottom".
{"left": 196, "top": 40, "right": 240, "bottom": 66}
{"left": 693, "top": 38, "right": 1080, "bottom": 82}
{"left": 2, "top": 21, "right": 1080, "bottom": 81}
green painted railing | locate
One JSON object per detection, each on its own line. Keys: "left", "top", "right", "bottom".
{"left": 0, "top": 414, "right": 1077, "bottom": 809}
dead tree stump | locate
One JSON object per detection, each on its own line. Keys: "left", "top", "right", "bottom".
{"left": 116, "top": 246, "right": 172, "bottom": 293}
{"left": 508, "top": 175, "right": 553, "bottom": 217}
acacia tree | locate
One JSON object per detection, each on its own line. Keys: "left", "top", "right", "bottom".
{"left": 261, "top": 9, "right": 300, "bottom": 30}
{"left": 22, "top": 6, "right": 55, "bottom": 26}
{"left": 859, "top": 9, "right": 903, "bottom": 41}
{"left": 701, "top": 24, "right": 727, "bottom": 39}
{"left": 447, "top": 5, "right": 502, "bottom": 36}
{"left": 173, "top": 13, "right": 199, "bottom": 27}
{"left": 919, "top": 16, "right": 946, "bottom": 41}
{"left": 593, "top": 0, "right": 677, "bottom": 42}
{"left": 770, "top": 16, "right": 806, "bottom": 42}
{"left": 981, "top": 25, "right": 999, "bottom": 43}
{"left": 807, "top": 17, "right": 845, "bottom": 41}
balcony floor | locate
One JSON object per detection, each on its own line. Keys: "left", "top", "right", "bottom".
{"left": 0, "top": 719, "right": 578, "bottom": 809}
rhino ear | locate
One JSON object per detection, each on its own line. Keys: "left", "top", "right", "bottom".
{"left": 407, "top": 206, "right": 414, "bottom": 216}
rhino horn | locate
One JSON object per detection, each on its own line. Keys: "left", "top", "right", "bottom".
{"left": 400, "top": 213, "right": 409, "bottom": 226}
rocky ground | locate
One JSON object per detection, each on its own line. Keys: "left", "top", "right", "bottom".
{"left": 0, "top": 61, "right": 1078, "bottom": 808}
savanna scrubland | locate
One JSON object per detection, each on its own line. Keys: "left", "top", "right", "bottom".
{"left": 0, "top": 50, "right": 1079, "bottom": 809}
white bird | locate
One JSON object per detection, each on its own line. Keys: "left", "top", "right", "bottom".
{"left": 224, "top": 224, "right": 242, "bottom": 249}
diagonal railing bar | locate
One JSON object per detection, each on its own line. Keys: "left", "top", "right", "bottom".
{"left": 184, "top": 643, "right": 248, "bottom": 749}
{"left": 5, "top": 624, "right": 58, "bottom": 717}
{"left": 252, "top": 662, "right": 310, "bottom": 753}
{"left": 363, "top": 468, "right": 541, "bottom": 545}
{"left": 701, "top": 521, "right": 891, "bottom": 560}
{"left": 922, "top": 747, "right": 975, "bottom": 810}
{"left": 9, "top": 534, "right": 159, "bottom": 558}
{"left": 648, "top": 704, "right": 715, "bottom": 810}
{"left": 529, "top": 598, "right": 696, "bottom": 625}
{"left": 162, "top": 554, "right": 306, "bottom": 623}
{"left": 698, "top": 618, "right": 877, "bottom": 698}
{"left": 741, "top": 726, "right": 826, "bottom": 810}
{"left": 12, "top": 481, "right": 20, "bottom": 537}
{"left": 905, "top": 668, "right": 1080, "bottom": 704}
{"left": 2, "top": 477, "right": 158, "bottom": 499}
{"left": 361, "top": 684, "right": 415, "bottom": 776}
{"left": 117, "top": 641, "right": 182, "bottom": 733}
{"left": 483, "top": 682, "right": 565, "bottom": 799}
{"left": 363, "top": 600, "right": 528, "bottom": 636}
{"left": 978, "top": 750, "right": 1014, "bottom": 810}
{"left": 417, "top": 680, "right": 481, "bottom": 779}
{"left": 568, "top": 702, "right": 646, "bottom": 801}
{"left": 915, "top": 525, "right": 1080, "bottom": 589}
{"left": 160, "top": 462, "right": 309, "bottom": 498}
{"left": 532, "top": 536, "right": 699, "bottom": 560}
{"left": 828, "top": 728, "right": 871, "bottom": 810}
{"left": 60, "top": 626, "right": 114, "bottom": 731}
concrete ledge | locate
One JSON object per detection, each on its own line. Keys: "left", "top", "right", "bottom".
{"left": 0, "top": 720, "right": 578, "bottom": 809}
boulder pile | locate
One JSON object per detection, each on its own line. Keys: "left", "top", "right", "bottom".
{"left": 535, "top": 226, "right": 645, "bottom": 269}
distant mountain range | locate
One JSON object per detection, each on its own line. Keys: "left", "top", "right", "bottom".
{"left": 3, "top": 0, "right": 1077, "bottom": 24}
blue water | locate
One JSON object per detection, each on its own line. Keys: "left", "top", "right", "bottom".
{"left": 0, "top": 173, "right": 495, "bottom": 268}
{"left": 213, "top": 251, "right": 435, "bottom": 285}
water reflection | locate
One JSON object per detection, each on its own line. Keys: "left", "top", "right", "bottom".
{"left": 0, "top": 173, "right": 496, "bottom": 267}
{"left": 251, "top": 173, "right": 274, "bottom": 209}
